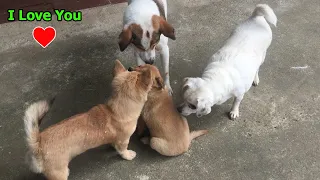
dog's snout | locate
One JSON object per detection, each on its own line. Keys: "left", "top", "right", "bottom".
{"left": 145, "top": 59, "right": 154, "bottom": 65}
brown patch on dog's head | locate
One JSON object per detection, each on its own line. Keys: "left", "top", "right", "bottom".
{"left": 152, "top": 15, "right": 176, "bottom": 40}
{"left": 119, "top": 17, "right": 175, "bottom": 52}
{"left": 118, "top": 24, "right": 144, "bottom": 51}
{"left": 130, "top": 65, "right": 164, "bottom": 90}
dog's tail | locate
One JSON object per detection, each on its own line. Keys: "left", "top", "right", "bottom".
{"left": 24, "top": 98, "right": 54, "bottom": 173}
{"left": 190, "top": 130, "right": 208, "bottom": 141}
{"left": 252, "top": 4, "right": 277, "bottom": 27}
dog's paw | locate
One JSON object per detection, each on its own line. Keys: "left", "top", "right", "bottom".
{"left": 166, "top": 84, "right": 173, "bottom": 96}
{"left": 140, "top": 137, "right": 150, "bottom": 145}
{"left": 121, "top": 150, "right": 136, "bottom": 161}
{"left": 229, "top": 110, "right": 239, "bottom": 120}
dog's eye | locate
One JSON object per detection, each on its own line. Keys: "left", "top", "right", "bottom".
{"left": 188, "top": 104, "right": 197, "bottom": 110}
{"left": 132, "top": 33, "right": 137, "bottom": 40}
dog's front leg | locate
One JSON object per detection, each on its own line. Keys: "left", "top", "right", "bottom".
{"left": 229, "top": 94, "right": 244, "bottom": 120}
{"left": 114, "top": 139, "right": 136, "bottom": 160}
{"left": 160, "top": 44, "right": 173, "bottom": 95}
{"left": 135, "top": 51, "right": 145, "bottom": 66}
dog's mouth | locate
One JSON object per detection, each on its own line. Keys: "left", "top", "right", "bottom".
{"left": 128, "top": 65, "right": 142, "bottom": 72}
{"left": 144, "top": 60, "right": 154, "bottom": 65}
{"left": 128, "top": 67, "right": 134, "bottom": 72}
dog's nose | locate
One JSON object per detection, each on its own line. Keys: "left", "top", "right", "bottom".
{"left": 128, "top": 67, "right": 133, "bottom": 71}
{"left": 145, "top": 59, "right": 154, "bottom": 65}
{"left": 177, "top": 106, "right": 183, "bottom": 113}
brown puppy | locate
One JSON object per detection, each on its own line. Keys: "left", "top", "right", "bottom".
{"left": 23, "top": 60, "right": 152, "bottom": 180}
{"left": 131, "top": 65, "right": 208, "bottom": 156}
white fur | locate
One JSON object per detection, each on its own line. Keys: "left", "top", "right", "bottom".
{"left": 123, "top": 0, "right": 173, "bottom": 94}
{"left": 24, "top": 100, "right": 50, "bottom": 173}
{"left": 178, "top": 4, "right": 277, "bottom": 119}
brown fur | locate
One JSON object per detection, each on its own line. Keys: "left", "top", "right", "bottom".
{"left": 118, "top": 15, "right": 176, "bottom": 52}
{"left": 24, "top": 60, "right": 153, "bottom": 180}
{"left": 133, "top": 65, "right": 208, "bottom": 156}
{"left": 152, "top": 15, "right": 176, "bottom": 40}
{"left": 119, "top": 24, "right": 144, "bottom": 51}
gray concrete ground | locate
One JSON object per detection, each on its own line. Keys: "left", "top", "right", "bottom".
{"left": 0, "top": 0, "right": 319, "bottom": 179}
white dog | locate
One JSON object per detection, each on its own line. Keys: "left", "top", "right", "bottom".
{"left": 119, "top": 0, "right": 176, "bottom": 94}
{"left": 178, "top": 4, "right": 277, "bottom": 119}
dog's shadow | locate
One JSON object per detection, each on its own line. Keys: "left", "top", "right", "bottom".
{"left": 16, "top": 28, "right": 231, "bottom": 179}
{"left": 16, "top": 30, "right": 172, "bottom": 180}
{"left": 18, "top": 139, "right": 166, "bottom": 180}
{"left": 68, "top": 134, "right": 169, "bottom": 179}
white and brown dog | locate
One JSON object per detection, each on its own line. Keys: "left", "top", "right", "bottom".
{"left": 178, "top": 4, "right": 277, "bottom": 120}
{"left": 118, "top": 0, "right": 176, "bottom": 94}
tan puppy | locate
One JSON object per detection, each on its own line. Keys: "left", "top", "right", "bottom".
{"left": 23, "top": 60, "right": 152, "bottom": 180}
{"left": 131, "top": 65, "right": 208, "bottom": 156}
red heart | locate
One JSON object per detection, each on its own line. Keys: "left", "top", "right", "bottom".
{"left": 32, "top": 26, "right": 56, "bottom": 48}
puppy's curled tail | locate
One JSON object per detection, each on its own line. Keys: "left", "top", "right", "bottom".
{"left": 190, "top": 130, "right": 208, "bottom": 141}
{"left": 24, "top": 99, "right": 53, "bottom": 173}
{"left": 252, "top": 4, "right": 277, "bottom": 27}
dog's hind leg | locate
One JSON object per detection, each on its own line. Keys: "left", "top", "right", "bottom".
{"left": 150, "top": 137, "right": 180, "bottom": 156}
{"left": 253, "top": 51, "right": 266, "bottom": 86}
{"left": 253, "top": 70, "right": 260, "bottom": 86}
{"left": 45, "top": 167, "right": 69, "bottom": 180}
{"left": 229, "top": 94, "right": 244, "bottom": 120}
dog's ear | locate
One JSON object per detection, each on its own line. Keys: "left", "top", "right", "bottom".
{"left": 182, "top": 85, "right": 189, "bottom": 92}
{"left": 183, "top": 77, "right": 191, "bottom": 85}
{"left": 159, "top": 19, "right": 176, "bottom": 40}
{"left": 154, "top": 77, "right": 165, "bottom": 90}
{"left": 182, "top": 77, "right": 192, "bottom": 91}
{"left": 113, "top": 59, "right": 126, "bottom": 77}
{"left": 139, "top": 69, "right": 153, "bottom": 89}
{"left": 153, "top": 15, "right": 176, "bottom": 40}
{"left": 118, "top": 28, "right": 132, "bottom": 51}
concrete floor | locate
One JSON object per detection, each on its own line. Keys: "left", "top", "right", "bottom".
{"left": 0, "top": 0, "right": 319, "bottom": 179}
